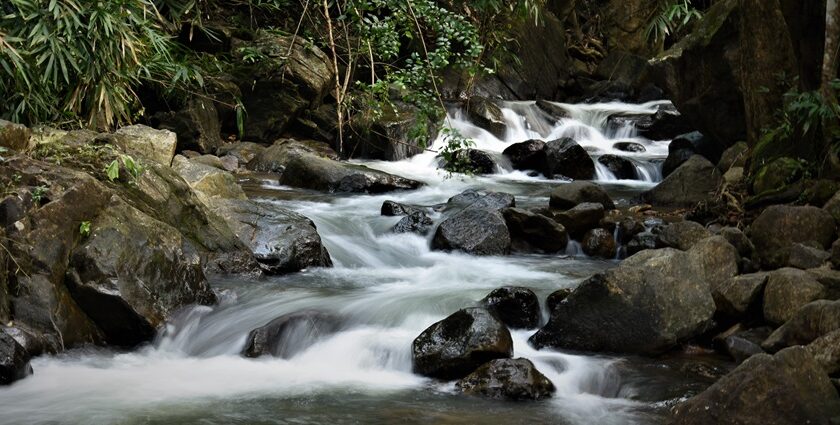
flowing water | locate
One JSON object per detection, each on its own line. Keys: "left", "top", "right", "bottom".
{"left": 0, "top": 101, "right": 726, "bottom": 425}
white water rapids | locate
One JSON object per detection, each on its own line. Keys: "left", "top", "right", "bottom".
{"left": 0, "top": 101, "right": 711, "bottom": 425}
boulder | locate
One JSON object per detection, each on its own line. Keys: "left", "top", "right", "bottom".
{"left": 763, "top": 268, "right": 826, "bottom": 326}
{"left": 381, "top": 200, "right": 423, "bottom": 217}
{"left": 503, "top": 140, "right": 547, "bottom": 172}
{"left": 0, "top": 332, "right": 32, "bottom": 385}
{"left": 241, "top": 310, "right": 340, "bottom": 358}
{"left": 441, "top": 190, "right": 515, "bottom": 213}
{"left": 807, "top": 330, "right": 840, "bottom": 375}
{"left": 151, "top": 98, "right": 223, "bottom": 154}
{"left": 751, "top": 157, "right": 807, "bottom": 195}
{"left": 446, "top": 149, "right": 502, "bottom": 175}
{"left": 393, "top": 212, "right": 434, "bottom": 235}
{"left": 480, "top": 287, "right": 541, "bottom": 329}
{"left": 613, "top": 142, "right": 646, "bottom": 153}
{"left": 763, "top": 300, "right": 840, "bottom": 352}
{"left": 65, "top": 199, "right": 216, "bottom": 347}
{"left": 662, "top": 132, "right": 725, "bottom": 177}
{"left": 466, "top": 97, "right": 507, "bottom": 139}
{"left": 172, "top": 155, "right": 248, "bottom": 201}
{"left": 544, "top": 202, "right": 605, "bottom": 239}
{"left": 109, "top": 125, "right": 178, "bottom": 166}
{"left": 545, "top": 288, "right": 573, "bottom": 316}
{"left": 0, "top": 120, "right": 33, "bottom": 152}
{"left": 217, "top": 142, "right": 266, "bottom": 167}
{"left": 690, "top": 236, "right": 741, "bottom": 292}
{"left": 718, "top": 141, "right": 749, "bottom": 171}
{"left": 455, "top": 358, "right": 555, "bottom": 401}
{"left": 723, "top": 328, "right": 768, "bottom": 364}
{"left": 279, "top": 153, "right": 422, "bottom": 193}
{"left": 626, "top": 232, "right": 661, "bottom": 256}
{"left": 345, "top": 102, "right": 436, "bottom": 161}
{"left": 502, "top": 208, "right": 568, "bottom": 253}
{"left": 431, "top": 208, "right": 511, "bottom": 256}
{"left": 543, "top": 138, "right": 595, "bottom": 180}
{"left": 719, "top": 226, "right": 754, "bottom": 258}
{"left": 824, "top": 191, "right": 840, "bottom": 225}
{"left": 412, "top": 308, "right": 513, "bottom": 380}
{"left": 749, "top": 205, "right": 836, "bottom": 269}
{"left": 670, "top": 347, "right": 840, "bottom": 425}
{"left": 247, "top": 139, "right": 338, "bottom": 173}
{"left": 833, "top": 240, "right": 840, "bottom": 269}
{"left": 787, "top": 243, "right": 831, "bottom": 269}
{"left": 658, "top": 221, "right": 711, "bottom": 251}
{"left": 581, "top": 228, "right": 616, "bottom": 259}
{"left": 638, "top": 110, "right": 695, "bottom": 141}
{"left": 597, "top": 155, "right": 638, "bottom": 180}
{"left": 549, "top": 182, "right": 614, "bottom": 210}
{"left": 231, "top": 32, "right": 333, "bottom": 143}
{"left": 642, "top": 155, "right": 722, "bottom": 207}
{"left": 712, "top": 272, "right": 769, "bottom": 319}
{"left": 530, "top": 247, "right": 716, "bottom": 354}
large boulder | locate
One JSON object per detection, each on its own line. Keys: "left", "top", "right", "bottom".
{"left": 581, "top": 228, "right": 616, "bottom": 259}
{"left": 0, "top": 332, "right": 32, "bottom": 385}
{"left": 108, "top": 125, "right": 178, "bottom": 166}
{"left": 712, "top": 272, "right": 769, "bottom": 319}
{"left": 501, "top": 208, "right": 568, "bottom": 253}
{"left": 445, "top": 149, "right": 503, "bottom": 175}
{"left": 549, "top": 182, "right": 614, "bottom": 210}
{"left": 432, "top": 208, "right": 511, "bottom": 256}
{"left": 661, "top": 132, "right": 724, "bottom": 178}
{"left": 0, "top": 120, "right": 33, "bottom": 152}
{"left": 763, "top": 300, "right": 840, "bottom": 352}
{"left": 543, "top": 138, "right": 595, "bottom": 180}
{"left": 670, "top": 347, "right": 840, "bottom": 425}
{"left": 597, "top": 155, "right": 638, "bottom": 180}
{"left": 530, "top": 246, "right": 718, "bottom": 354}
{"left": 247, "top": 138, "right": 338, "bottom": 173}
{"left": 762, "top": 268, "right": 826, "bottom": 325}
{"left": 466, "top": 97, "right": 507, "bottom": 139}
{"left": 539, "top": 202, "right": 605, "bottom": 240}
{"left": 748, "top": 205, "right": 836, "bottom": 269}
{"left": 412, "top": 308, "right": 513, "bottom": 380}
{"left": 279, "top": 152, "right": 422, "bottom": 193}
{"left": 480, "top": 287, "right": 541, "bottom": 329}
{"left": 231, "top": 32, "right": 333, "bottom": 143}
{"left": 455, "top": 358, "right": 555, "bottom": 401}
{"left": 241, "top": 310, "right": 341, "bottom": 358}
{"left": 658, "top": 221, "right": 711, "bottom": 251}
{"left": 503, "top": 140, "right": 547, "bottom": 172}
{"left": 807, "top": 330, "right": 840, "bottom": 375}
{"left": 172, "top": 155, "right": 248, "bottom": 201}
{"left": 642, "top": 155, "right": 722, "bottom": 207}
{"left": 151, "top": 98, "right": 223, "bottom": 154}
{"left": 345, "top": 102, "right": 437, "bottom": 161}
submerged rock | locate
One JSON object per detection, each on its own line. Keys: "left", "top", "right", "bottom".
{"left": 455, "top": 358, "right": 555, "bottom": 401}
{"left": 597, "top": 155, "right": 638, "bottom": 180}
{"left": 412, "top": 308, "right": 513, "bottom": 380}
{"left": 393, "top": 212, "right": 434, "bottom": 235}
{"left": 0, "top": 332, "right": 32, "bottom": 385}
{"left": 480, "top": 287, "right": 541, "bottom": 329}
{"left": 242, "top": 310, "right": 341, "bottom": 358}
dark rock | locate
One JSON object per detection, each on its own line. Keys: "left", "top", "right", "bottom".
{"left": 432, "top": 209, "right": 511, "bottom": 256}
{"left": 712, "top": 272, "right": 769, "bottom": 320}
{"left": 543, "top": 138, "right": 595, "bottom": 180}
{"left": 502, "top": 208, "right": 568, "bottom": 253}
{"left": 787, "top": 243, "right": 831, "bottom": 269}
{"left": 833, "top": 240, "right": 840, "bottom": 269}
{"left": 549, "top": 182, "right": 614, "bottom": 210}
{"left": 217, "top": 142, "right": 266, "bottom": 166}
{"left": 724, "top": 335, "right": 765, "bottom": 364}
{"left": 718, "top": 141, "right": 749, "bottom": 171}
{"left": 412, "top": 308, "right": 513, "bottom": 380}
{"left": 639, "top": 110, "right": 694, "bottom": 141}
{"left": 658, "top": 221, "right": 711, "bottom": 251}
{"left": 719, "top": 227, "right": 754, "bottom": 258}
{"left": 807, "top": 330, "right": 840, "bottom": 375}
{"left": 671, "top": 347, "right": 840, "bottom": 425}
{"left": 662, "top": 132, "right": 704, "bottom": 178}
{"left": 597, "top": 155, "right": 638, "bottom": 180}
{"left": 749, "top": 205, "right": 836, "bottom": 269}
{"left": 530, "top": 246, "right": 718, "bottom": 354}
{"left": 345, "top": 102, "right": 436, "bottom": 161}
{"left": 242, "top": 310, "right": 341, "bottom": 358}
{"left": 503, "top": 140, "right": 547, "bottom": 172}
{"left": 614, "top": 217, "right": 645, "bottom": 244}
{"left": 446, "top": 149, "right": 502, "bottom": 175}
{"left": 613, "top": 142, "right": 646, "bottom": 153}
{"left": 466, "top": 97, "right": 507, "bottom": 139}
{"left": 455, "top": 358, "right": 555, "bottom": 401}
{"left": 535, "top": 100, "right": 570, "bottom": 119}
{"left": 763, "top": 300, "right": 840, "bottom": 352}
{"left": 0, "top": 332, "right": 32, "bottom": 385}
{"left": 642, "top": 155, "right": 722, "bottom": 207}
{"left": 151, "top": 98, "right": 223, "bottom": 154}
{"left": 393, "top": 212, "right": 434, "bottom": 235}
{"left": 456, "top": 191, "right": 516, "bottom": 212}
{"left": 545, "top": 288, "right": 573, "bottom": 316}
{"left": 480, "top": 287, "right": 541, "bottom": 329}
{"left": 751, "top": 157, "right": 807, "bottom": 195}
{"left": 545, "top": 202, "right": 605, "bottom": 239}
{"left": 763, "top": 268, "right": 826, "bottom": 326}
{"left": 381, "top": 200, "right": 422, "bottom": 217}
{"left": 581, "top": 228, "right": 616, "bottom": 259}
{"left": 279, "top": 153, "right": 422, "bottom": 193}
{"left": 626, "top": 232, "right": 660, "bottom": 256}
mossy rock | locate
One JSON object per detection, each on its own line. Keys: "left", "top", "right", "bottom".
{"left": 751, "top": 157, "right": 808, "bottom": 195}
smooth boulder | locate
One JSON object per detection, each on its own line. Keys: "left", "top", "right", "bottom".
{"left": 279, "top": 153, "right": 423, "bottom": 193}
{"left": 763, "top": 300, "right": 840, "bottom": 352}
{"left": 242, "top": 310, "right": 340, "bottom": 358}
{"left": 503, "top": 140, "right": 547, "bottom": 172}
{"left": 502, "top": 208, "right": 568, "bottom": 253}
{"left": 480, "top": 287, "right": 541, "bottom": 329}
{"left": 432, "top": 208, "right": 511, "bottom": 256}
{"left": 642, "top": 155, "right": 722, "bottom": 207}
{"left": 749, "top": 205, "right": 836, "bottom": 269}
{"left": 412, "top": 308, "right": 513, "bottom": 380}
{"left": 658, "top": 221, "right": 711, "bottom": 251}
{"left": 0, "top": 332, "right": 32, "bottom": 385}
{"left": 597, "top": 155, "right": 638, "bottom": 180}
{"left": 455, "top": 358, "right": 555, "bottom": 401}
{"left": 549, "top": 182, "right": 614, "bottom": 210}
{"left": 543, "top": 138, "right": 595, "bottom": 180}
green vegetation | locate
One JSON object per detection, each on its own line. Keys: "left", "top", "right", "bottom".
{"left": 646, "top": 0, "right": 703, "bottom": 44}
{"left": 79, "top": 220, "right": 91, "bottom": 238}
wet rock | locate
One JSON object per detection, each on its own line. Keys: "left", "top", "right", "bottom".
{"left": 614, "top": 217, "right": 645, "bottom": 245}
{"left": 345, "top": 102, "right": 436, "bottom": 161}
{"left": 546, "top": 202, "right": 605, "bottom": 239}
{"left": 444, "top": 190, "right": 515, "bottom": 212}
{"left": 0, "top": 332, "right": 32, "bottom": 385}
{"left": 480, "top": 287, "right": 541, "bottom": 329}
{"left": 466, "top": 97, "right": 507, "bottom": 139}
{"left": 749, "top": 205, "right": 836, "bottom": 269}
{"left": 535, "top": 100, "right": 570, "bottom": 119}
{"left": 549, "top": 182, "right": 614, "bottom": 210}
{"left": 642, "top": 155, "right": 722, "bottom": 207}
{"left": 763, "top": 300, "right": 840, "bottom": 352}
{"left": 719, "top": 227, "right": 754, "bottom": 258}
{"left": 658, "top": 221, "right": 711, "bottom": 251}
{"left": 597, "top": 155, "right": 638, "bottom": 180}
{"left": 724, "top": 334, "right": 765, "bottom": 364}
{"left": 503, "top": 140, "right": 547, "bottom": 172}
{"left": 581, "top": 228, "right": 616, "bottom": 259}
{"left": 247, "top": 139, "right": 338, "bottom": 173}
{"left": 613, "top": 142, "right": 646, "bottom": 153}
{"left": 638, "top": 110, "right": 694, "bottom": 141}
{"left": 393, "top": 212, "right": 434, "bottom": 235}
{"left": 530, "top": 247, "right": 716, "bottom": 354}
{"left": 545, "top": 288, "right": 573, "bottom": 315}
{"left": 763, "top": 268, "right": 826, "bottom": 326}
{"left": 712, "top": 272, "right": 769, "bottom": 320}
{"left": 455, "top": 358, "right": 555, "bottom": 401}
{"left": 446, "top": 149, "right": 502, "bottom": 175}
{"left": 671, "top": 347, "right": 840, "bottom": 425}
{"left": 432, "top": 209, "right": 511, "bottom": 256}
{"left": 543, "top": 138, "right": 595, "bottom": 180}
{"left": 108, "top": 125, "right": 178, "bottom": 166}
{"left": 279, "top": 153, "right": 422, "bottom": 194}
{"left": 502, "top": 208, "right": 568, "bottom": 253}
{"left": 381, "top": 200, "right": 422, "bottom": 217}
{"left": 412, "top": 308, "right": 513, "bottom": 380}
{"left": 787, "top": 243, "right": 831, "bottom": 269}
{"left": 0, "top": 120, "right": 33, "bottom": 152}
{"left": 626, "top": 232, "right": 660, "bottom": 256}
{"left": 242, "top": 310, "right": 341, "bottom": 358}
{"left": 151, "top": 98, "right": 223, "bottom": 154}
{"left": 661, "top": 132, "right": 724, "bottom": 178}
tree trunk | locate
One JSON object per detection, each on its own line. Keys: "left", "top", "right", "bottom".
{"left": 822, "top": 0, "right": 840, "bottom": 103}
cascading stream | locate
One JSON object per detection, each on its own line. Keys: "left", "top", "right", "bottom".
{"left": 0, "top": 102, "right": 695, "bottom": 425}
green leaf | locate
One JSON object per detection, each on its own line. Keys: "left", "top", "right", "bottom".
{"left": 105, "top": 159, "right": 120, "bottom": 181}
